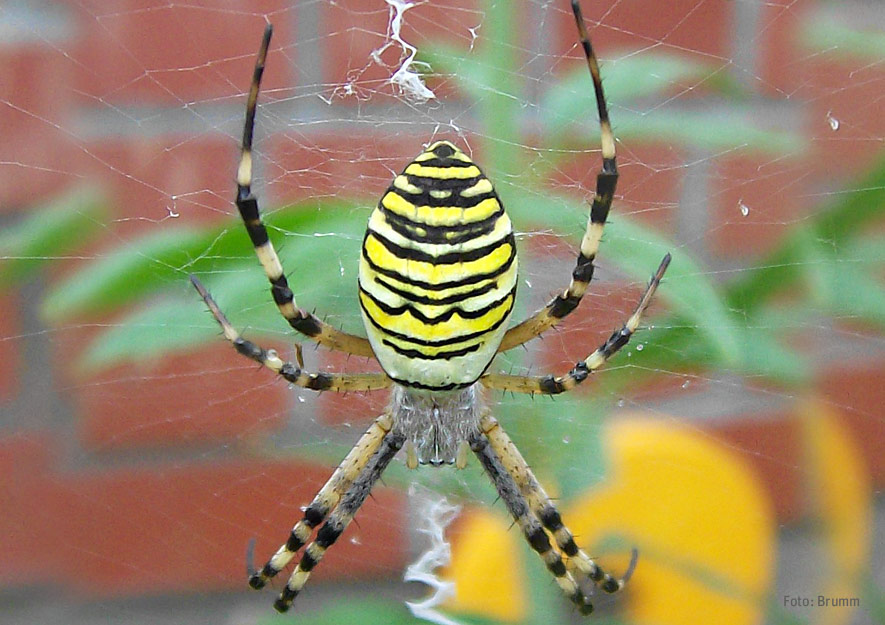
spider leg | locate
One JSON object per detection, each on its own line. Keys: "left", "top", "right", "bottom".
{"left": 498, "top": 0, "right": 620, "bottom": 354}
{"left": 273, "top": 429, "right": 405, "bottom": 612}
{"left": 483, "top": 254, "right": 669, "bottom": 394}
{"left": 235, "top": 24, "right": 374, "bottom": 358}
{"left": 249, "top": 413, "right": 394, "bottom": 591}
{"left": 192, "top": 275, "right": 391, "bottom": 392}
{"left": 469, "top": 426, "right": 595, "bottom": 615}
{"left": 478, "top": 413, "right": 638, "bottom": 595}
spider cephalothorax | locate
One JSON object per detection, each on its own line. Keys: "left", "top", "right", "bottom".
{"left": 191, "top": 0, "right": 669, "bottom": 615}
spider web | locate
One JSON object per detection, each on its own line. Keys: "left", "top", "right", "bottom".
{"left": 0, "top": 1, "right": 882, "bottom": 625}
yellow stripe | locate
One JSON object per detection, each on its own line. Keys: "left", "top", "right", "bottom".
{"left": 405, "top": 163, "right": 481, "bottom": 179}
{"left": 461, "top": 178, "right": 493, "bottom": 197}
{"left": 364, "top": 235, "right": 512, "bottom": 284}
{"left": 381, "top": 191, "right": 501, "bottom": 226}
{"left": 360, "top": 291, "right": 513, "bottom": 342}
{"left": 393, "top": 175, "right": 423, "bottom": 194}
{"left": 361, "top": 260, "right": 517, "bottom": 302}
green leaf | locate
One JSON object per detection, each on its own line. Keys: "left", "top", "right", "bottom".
{"left": 256, "top": 598, "right": 422, "bottom": 625}
{"left": 79, "top": 294, "right": 218, "bottom": 372}
{"left": 612, "top": 109, "right": 803, "bottom": 153}
{"left": 41, "top": 199, "right": 369, "bottom": 322}
{"left": 507, "top": 192, "right": 743, "bottom": 367}
{"left": 420, "top": 42, "right": 494, "bottom": 104}
{"left": 733, "top": 321, "right": 810, "bottom": 384}
{"left": 79, "top": 244, "right": 367, "bottom": 372}
{"left": 0, "top": 187, "right": 108, "bottom": 289}
{"left": 542, "top": 52, "right": 739, "bottom": 134}
{"left": 41, "top": 224, "right": 214, "bottom": 321}
{"left": 816, "top": 256, "right": 885, "bottom": 330}
{"left": 727, "top": 153, "right": 885, "bottom": 311}
{"left": 801, "top": 7, "right": 885, "bottom": 60}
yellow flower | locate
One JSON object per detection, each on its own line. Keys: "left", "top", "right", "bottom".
{"left": 444, "top": 415, "right": 778, "bottom": 625}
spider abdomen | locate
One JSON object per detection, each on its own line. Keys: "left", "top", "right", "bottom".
{"left": 358, "top": 140, "right": 517, "bottom": 390}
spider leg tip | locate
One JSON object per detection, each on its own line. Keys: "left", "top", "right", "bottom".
{"left": 272, "top": 598, "right": 291, "bottom": 613}
{"left": 245, "top": 537, "right": 261, "bottom": 580}
{"left": 624, "top": 547, "right": 640, "bottom": 582}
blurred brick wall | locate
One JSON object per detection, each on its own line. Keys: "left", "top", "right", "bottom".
{"left": 0, "top": 0, "right": 881, "bottom": 604}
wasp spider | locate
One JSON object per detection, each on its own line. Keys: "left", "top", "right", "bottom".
{"left": 191, "top": 0, "right": 670, "bottom": 614}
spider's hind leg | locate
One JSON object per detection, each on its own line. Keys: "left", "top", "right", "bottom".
{"left": 470, "top": 424, "right": 594, "bottom": 614}
{"left": 472, "top": 414, "right": 636, "bottom": 613}
{"left": 273, "top": 429, "right": 405, "bottom": 612}
{"left": 247, "top": 413, "right": 394, "bottom": 592}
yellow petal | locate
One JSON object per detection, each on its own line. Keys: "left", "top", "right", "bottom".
{"left": 443, "top": 508, "right": 527, "bottom": 622}
{"left": 566, "top": 416, "right": 776, "bottom": 625}
{"left": 800, "top": 398, "right": 871, "bottom": 625}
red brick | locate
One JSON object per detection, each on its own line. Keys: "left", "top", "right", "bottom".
{"left": 73, "top": 343, "right": 291, "bottom": 449}
{"left": 755, "top": 0, "right": 814, "bottom": 96}
{"left": 0, "top": 293, "right": 22, "bottom": 400}
{"left": 0, "top": 433, "right": 60, "bottom": 585}
{"left": 816, "top": 360, "right": 885, "bottom": 487}
{"left": 61, "top": 459, "right": 406, "bottom": 596}
{"left": 552, "top": 0, "right": 731, "bottom": 62}
{"left": 550, "top": 143, "right": 682, "bottom": 232}
{"left": 314, "top": 349, "right": 387, "bottom": 427}
{"left": 707, "top": 154, "right": 809, "bottom": 257}
{"left": 82, "top": 135, "right": 235, "bottom": 233}
{"left": 264, "top": 131, "right": 427, "bottom": 204}
{"left": 71, "top": 0, "right": 294, "bottom": 105}
{"left": 803, "top": 59, "right": 885, "bottom": 183}
{"left": 0, "top": 46, "right": 79, "bottom": 207}
{"left": 0, "top": 436, "right": 408, "bottom": 596}
{"left": 708, "top": 412, "right": 804, "bottom": 522}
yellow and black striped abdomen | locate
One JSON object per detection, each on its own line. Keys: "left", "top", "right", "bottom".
{"left": 358, "top": 140, "right": 517, "bottom": 391}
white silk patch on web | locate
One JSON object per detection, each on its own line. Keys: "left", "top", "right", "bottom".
{"left": 377, "top": 0, "right": 437, "bottom": 102}
{"left": 404, "top": 484, "right": 464, "bottom": 625}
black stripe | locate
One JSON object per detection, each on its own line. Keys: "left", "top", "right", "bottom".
{"left": 539, "top": 507, "right": 563, "bottom": 530}
{"left": 539, "top": 375, "right": 566, "bottom": 394}
{"left": 373, "top": 275, "right": 498, "bottom": 306}
{"left": 304, "top": 504, "right": 325, "bottom": 527}
{"left": 359, "top": 293, "right": 512, "bottom": 347}
{"left": 361, "top": 243, "right": 516, "bottom": 291}
{"left": 387, "top": 376, "right": 470, "bottom": 392}
{"left": 315, "top": 522, "right": 343, "bottom": 548}
{"left": 548, "top": 292, "right": 582, "bottom": 319}
{"left": 388, "top": 183, "right": 499, "bottom": 209}
{"left": 381, "top": 339, "right": 481, "bottom": 360}
{"left": 590, "top": 167, "right": 617, "bottom": 224}
{"left": 285, "top": 532, "right": 305, "bottom": 552}
{"left": 572, "top": 251, "right": 595, "bottom": 284}
{"left": 412, "top": 156, "right": 477, "bottom": 168}
{"left": 270, "top": 276, "right": 294, "bottom": 305}
{"left": 527, "top": 527, "right": 551, "bottom": 553}
{"left": 549, "top": 559, "right": 568, "bottom": 577}
{"left": 298, "top": 552, "right": 318, "bottom": 572}
{"left": 359, "top": 284, "right": 514, "bottom": 325}
{"left": 237, "top": 194, "right": 272, "bottom": 248}
{"left": 378, "top": 203, "right": 504, "bottom": 244}
{"left": 367, "top": 229, "right": 513, "bottom": 265}
{"left": 406, "top": 173, "right": 484, "bottom": 192}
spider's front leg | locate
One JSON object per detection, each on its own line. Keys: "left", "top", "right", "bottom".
{"left": 497, "top": 0, "right": 620, "bottom": 354}
{"left": 482, "top": 253, "right": 670, "bottom": 395}
{"left": 234, "top": 23, "right": 375, "bottom": 358}
{"left": 191, "top": 275, "right": 391, "bottom": 392}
